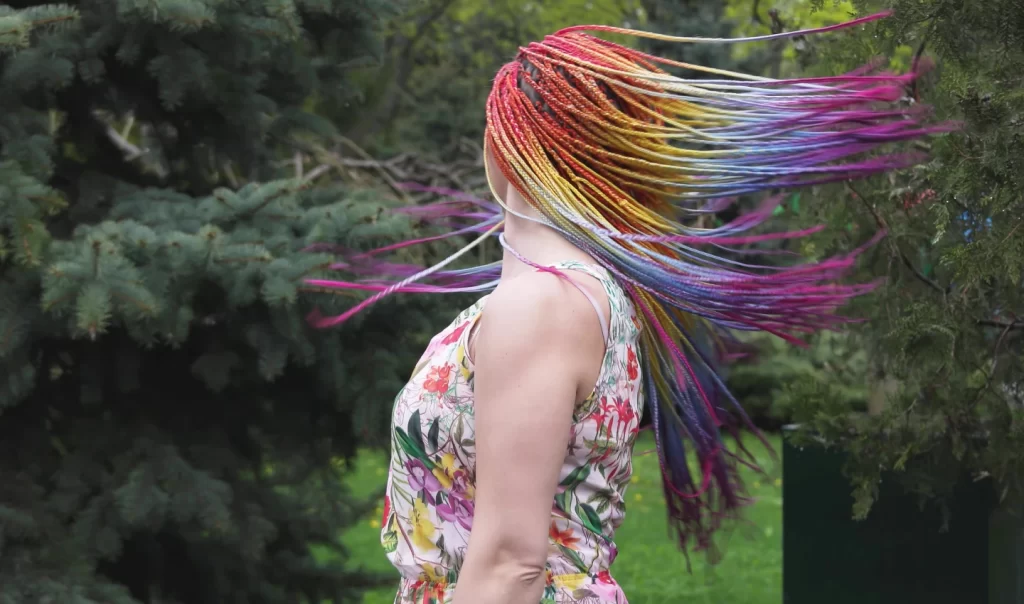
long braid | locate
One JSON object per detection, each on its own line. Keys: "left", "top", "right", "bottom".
{"left": 308, "top": 11, "right": 952, "bottom": 553}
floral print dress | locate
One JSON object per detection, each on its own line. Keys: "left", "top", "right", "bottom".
{"left": 381, "top": 261, "right": 644, "bottom": 604}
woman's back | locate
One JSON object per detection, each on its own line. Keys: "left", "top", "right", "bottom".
{"left": 382, "top": 260, "right": 643, "bottom": 603}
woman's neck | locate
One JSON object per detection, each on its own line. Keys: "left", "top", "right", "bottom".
{"left": 499, "top": 186, "right": 597, "bottom": 280}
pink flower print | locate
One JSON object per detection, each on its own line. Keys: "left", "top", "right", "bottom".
{"left": 406, "top": 459, "right": 441, "bottom": 496}
{"left": 440, "top": 321, "right": 469, "bottom": 345}
{"left": 589, "top": 571, "right": 626, "bottom": 602}
{"left": 451, "top": 469, "right": 475, "bottom": 501}
{"left": 436, "top": 493, "right": 474, "bottom": 530}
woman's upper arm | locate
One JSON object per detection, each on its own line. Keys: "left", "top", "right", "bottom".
{"left": 465, "top": 274, "right": 597, "bottom": 571}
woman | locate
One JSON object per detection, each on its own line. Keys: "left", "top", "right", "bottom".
{"left": 309, "top": 11, "right": 946, "bottom": 603}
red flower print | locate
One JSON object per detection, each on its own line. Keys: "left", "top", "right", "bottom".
{"left": 596, "top": 570, "right": 614, "bottom": 585}
{"left": 592, "top": 396, "right": 611, "bottom": 432}
{"left": 626, "top": 347, "right": 639, "bottom": 381}
{"left": 381, "top": 494, "right": 391, "bottom": 527}
{"left": 440, "top": 321, "right": 469, "bottom": 345}
{"left": 549, "top": 522, "right": 581, "bottom": 550}
{"left": 593, "top": 396, "right": 618, "bottom": 445}
{"left": 600, "top": 397, "right": 616, "bottom": 422}
{"left": 614, "top": 397, "right": 635, "bottom": 425}
{"left": 423, "top": 363, "right": 454, "bottom": 394}
{"left": 409, "top": 578, "right": 445, "bottom": 603}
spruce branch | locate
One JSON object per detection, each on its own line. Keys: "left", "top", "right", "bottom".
{"left": 222, "top": 160, "right": 242, "bottom": 188}
{"left": 967, "top": 319, "right": 1017, "bottom": 411}
{"left": 979, "top": 318, "right": 1024, "bottom": 330}
{"left": 845, "top": 182, "right": 946, "bottom": 295}
{"left": 94, "top": 111, "right": 170, "bottom": 178}
{"left": 102, "top": 123, "right": 143, "bottom": 161}
{"left": 845, "top": 186, "right": 1024, "bottom": 334}
{"left": 303, "top": 164, "right": 331, "bottom": 183}
{"left": 0, "top": 5, "right": 79, "bottom": 53}
{"left": 296, "top": 137, "right": 414, "bottom": 203}
{"left": 0, "top": 0, "right": 429, "bottom": 600}
{"left": 910, "top": 20, "right": 936, "bottom": 101}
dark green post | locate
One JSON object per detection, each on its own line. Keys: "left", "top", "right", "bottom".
{"left": 989, "top": 506, "right": 1024, "bottom": 603}
{"left": 782, "top": 435, "right": 993, "bottom": 603}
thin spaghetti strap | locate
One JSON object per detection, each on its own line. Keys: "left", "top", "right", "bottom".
{"left": 498, "top": 233, "right": 610, "bottom": 344}
{"left": 560, "top": 270, "right": 609, "bottom": 344}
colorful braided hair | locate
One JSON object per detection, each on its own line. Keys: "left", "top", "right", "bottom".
{"left": 307, "top": 11, "right": 951, "bottom": 553}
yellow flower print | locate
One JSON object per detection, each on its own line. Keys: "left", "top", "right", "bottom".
{"left": 454, "top": 342, "right": 472, "bottom": 382}
{"left": 410, "top": 498, "right": 437, "bottom": 551}
{"left": 422, "top": 563, "right": 446, "bottom": 584}
{"left": 554, "top": 573, "right": 587, "bottom": 590}
{"left": 432, "top": 453, "right": 457, "bottom": 489}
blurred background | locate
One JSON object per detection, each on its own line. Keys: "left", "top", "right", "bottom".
{"left": 1, "top": 1, "right": 1021, "bottom": 603}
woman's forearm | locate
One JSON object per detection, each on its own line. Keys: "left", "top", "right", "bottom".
{"left": 452, "top": 558, "right": 547, "bottom": 604}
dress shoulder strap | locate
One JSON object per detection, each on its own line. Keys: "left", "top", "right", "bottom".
{"left": 544, "top": 261, "right": 615, "bottom": 345}
{"left": 498, "top": 233, "right": 621, "bottom": 345}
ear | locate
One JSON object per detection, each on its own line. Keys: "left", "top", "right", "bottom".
{"left": 484, "top": 138, "right": 509, "bottom": 205}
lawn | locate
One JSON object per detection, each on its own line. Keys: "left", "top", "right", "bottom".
{"left": 340, "top": 431, "right": 782, "bottom": 604}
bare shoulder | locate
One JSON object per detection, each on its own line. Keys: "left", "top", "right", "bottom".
{"left": 477, "top": 270, "right": 602, "bottom": 360}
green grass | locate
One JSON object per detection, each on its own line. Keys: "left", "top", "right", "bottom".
{"left": 341, "top": 432, "right": 782, "bottom": 604}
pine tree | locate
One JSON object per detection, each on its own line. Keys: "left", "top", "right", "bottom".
{"left": 782, "top": 0, "right": 1024, "bottom": 521}
{"left": 0, "top": 2, "right": 454, "bottom": 603}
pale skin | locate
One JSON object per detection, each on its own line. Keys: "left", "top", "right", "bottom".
{"left": 450, "top": 147, "right": 610, "bottom": 604}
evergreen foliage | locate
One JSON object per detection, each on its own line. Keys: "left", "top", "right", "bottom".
{"left": 729, "top": 332, "right": 868, "bottom": 428}
{"left": 639, "top": 0, "right": 765, "bottom": 76}
{"left": 782, "top": 0, "right": 1024, "bottom": 520}
{"left": 0, "top": 2, "right": 457, "bottom": 602}
{"left": 348, "top": 0, "right": 635, "bottom": 159}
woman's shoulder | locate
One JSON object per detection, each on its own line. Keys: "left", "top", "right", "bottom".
{"left": 481, "top": 271, "right": 599, "bottom": 341}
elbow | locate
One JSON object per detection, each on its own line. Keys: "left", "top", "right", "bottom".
{"left": 502, "top": 557, "right": 547, "bottom": 585}
{"left": 453, "top": 543, "right": 547, "bottom": 604}
{"left": 491, "top": 543, "right": 548, "bottom": 581}
{"left": 483, "top": 557, "right": 548, "bottom": 595}
{"left": 469, "top": 535, "right": 548, "bottom": 583}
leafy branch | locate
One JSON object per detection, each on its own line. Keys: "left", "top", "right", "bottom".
{"left": 845, "top": 182, "right": 1024, "bottom": 332}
